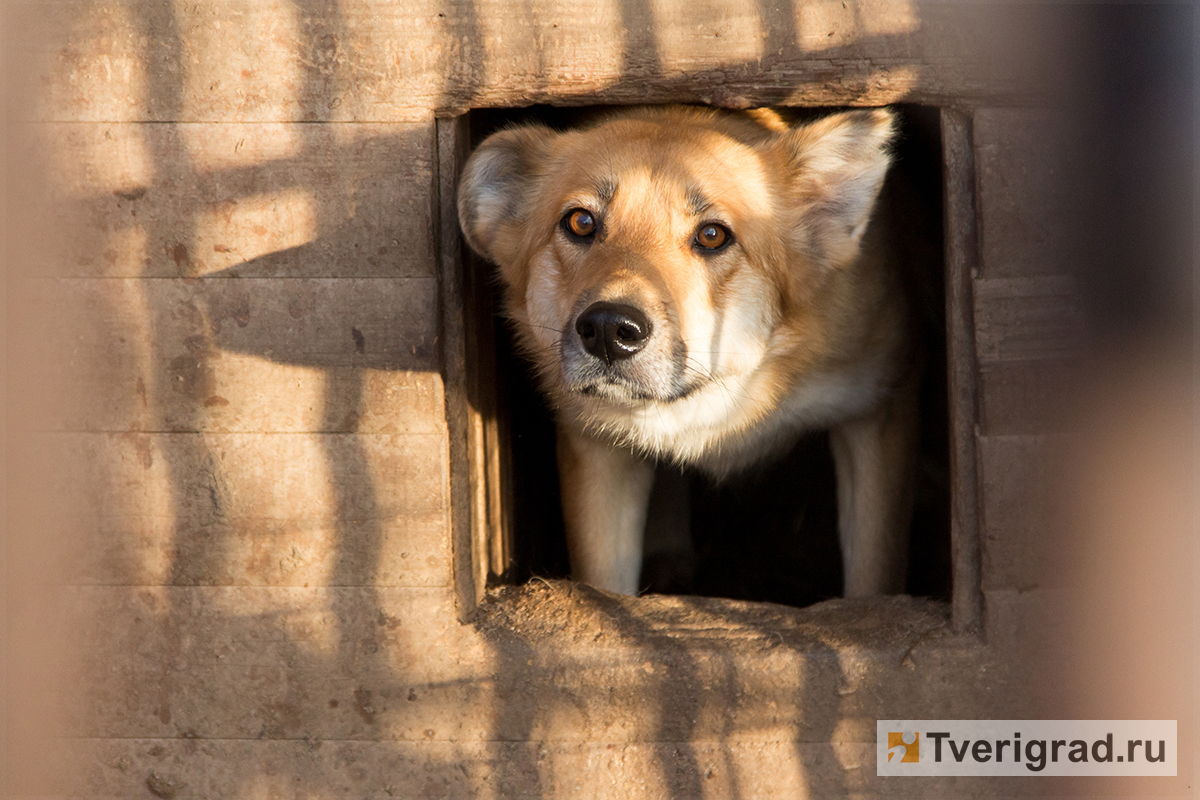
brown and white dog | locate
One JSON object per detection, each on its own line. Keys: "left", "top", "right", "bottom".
{"left": 457, "top": 106, "right": 919, "bottom": 597}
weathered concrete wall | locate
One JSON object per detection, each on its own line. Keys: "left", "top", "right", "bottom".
{"left": 6, "top": 1, "right": 1191, "bottom": 798}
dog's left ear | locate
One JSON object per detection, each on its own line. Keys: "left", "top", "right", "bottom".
{"left": 774, "top": 108, "right": 897, "bottom": 268}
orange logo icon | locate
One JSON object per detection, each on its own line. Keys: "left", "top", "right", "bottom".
{"left": 887, "top": 732, "right": 920, "bottom": 763}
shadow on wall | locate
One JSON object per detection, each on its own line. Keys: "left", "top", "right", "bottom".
{"left": 49, "top": 0, "right": 490, "bottom": 793}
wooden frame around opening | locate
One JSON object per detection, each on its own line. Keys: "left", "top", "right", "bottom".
{"left": 940, "top": 108, "right": 984, "bottom": 633}
{"left": 438, "top": 113, "right": 513, "bottom": 621}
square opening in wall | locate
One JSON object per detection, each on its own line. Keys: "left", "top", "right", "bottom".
{"left": 455, "top": 104, "right": 951, "bottom": 610}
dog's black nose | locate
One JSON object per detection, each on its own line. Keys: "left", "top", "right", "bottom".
{"left": 575, "top": 302, "right": 651, "bottom": 364}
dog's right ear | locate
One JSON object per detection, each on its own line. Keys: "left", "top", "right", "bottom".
{"left": 457, "top": 124, "right": 558, "bottom": 265}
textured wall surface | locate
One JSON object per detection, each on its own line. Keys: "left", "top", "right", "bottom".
{"left": 5, "top": 2, "right": 1189, "bottom": 798}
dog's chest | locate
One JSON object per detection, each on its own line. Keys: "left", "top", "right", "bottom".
{"left": 686, "top": 363, "right": 890, "bottom": 475}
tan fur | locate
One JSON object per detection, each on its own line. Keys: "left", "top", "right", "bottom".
{"left": 458, "top": 106, "right": 918, "bottom": 597}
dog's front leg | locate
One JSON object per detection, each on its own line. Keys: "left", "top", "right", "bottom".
{"left": 829, "top": 384, "right": 919, "bottom": 596}
{"left": 557, "top": 426, "right": 655, "bottom": 595}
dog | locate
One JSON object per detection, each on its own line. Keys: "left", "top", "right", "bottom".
{"left": 457, "top": 106, "right": 920, "bottom": 597}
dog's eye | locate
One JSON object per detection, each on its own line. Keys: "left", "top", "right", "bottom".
{"left": 695, "top": 223, "right": 731, "bottom": 251}
{"left": 562, "top": 208, "right": 597, "bottom": 239}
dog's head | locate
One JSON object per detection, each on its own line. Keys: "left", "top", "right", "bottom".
{"left": 458, "top": 107, "right": 896, "bottom": 442}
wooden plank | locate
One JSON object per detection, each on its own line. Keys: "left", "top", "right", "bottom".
{"left": 974, "top": 108, "right": 1071, "bottom": 279}
{"left": 460, "top": 247, "right": 498, "bottom": 594}
{"left": 62, "top": 738, "right": 1019, "bottom": 800}
{"left": 47, "top": 430, "right": 449, "bottom": 524}
{"left": 23, "top": 1, "right": 439, "bottom": 122}
{"left": 981, "top": 587, "right": 1078, "bottom": 717}
{"left": 27, "top": 2, "right": 1066, "bottom": 122}
{"left": 940, "top": 108, "right": 983, "bottom": 634}
{"left": 64, "top": 510, "right": 449, "bottom": 589}
{"left": 60, "top": 586, "right": 468, "bottom": 737}
{"left": 61, "top": 739, "right": 1066, "bottom": 799}
{"left": 978, "top": 359, "right": 1078, "bottom": 436}
{"left": 40, "top": 122, "right": 435, "bottom": 278}
{"left": 436, "top": 115, "right": 482, "bottom": 622}
{"left": 973, "top": 276, "right": 1084, "bottom": 363}
{"left": 475, "top": 250, "right": 513, "bottom": 582}
{"left": 22, "top": 276, "right": 440, "bottom": 433}
{"left": 43, "top": 431, "right": 449, "bottom": 588}
{"left": 977, "top": 435, "right": 1069, "bottom": 594}
{"left": 439, "top": 116, "right": 513, "bottom": 612}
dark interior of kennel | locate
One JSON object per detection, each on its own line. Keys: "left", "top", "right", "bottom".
{"left": 466, "top": 105, "right": 950, "bottom": 608}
